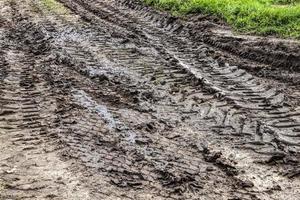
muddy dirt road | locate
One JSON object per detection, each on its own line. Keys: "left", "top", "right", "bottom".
{"left": 0, "top": 0, "right": 300, "bottom": 199}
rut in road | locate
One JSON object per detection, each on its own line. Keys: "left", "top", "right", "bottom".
{"left": 0, "top": 0, "right": 299, "bottom": 199}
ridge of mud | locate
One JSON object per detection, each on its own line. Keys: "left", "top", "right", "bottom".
{"left": 59, "top": 0, "right": 300, "bottom": 180}
{"left": 122, "top": 0, "right": 300, "bottom": 73}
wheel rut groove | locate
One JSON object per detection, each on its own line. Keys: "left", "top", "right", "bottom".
{"left": 57, "top": 0, "right": 300, "bottom": 156}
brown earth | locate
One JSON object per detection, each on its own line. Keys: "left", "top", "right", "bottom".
{"left": 0, "top": 0, "right": 300, "bottom": 199}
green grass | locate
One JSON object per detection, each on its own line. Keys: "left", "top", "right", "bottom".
{"left": 144, "top": 0, "right": 300, "bottom": 38}
{"left": 41, "top": 0, "right": 69, "bottom": 14}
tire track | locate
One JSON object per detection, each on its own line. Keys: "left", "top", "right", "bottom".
{"left": 0, "top": 1, "right": 93, "bottom": 199}
{"left": 57, "top": 0, "right": 300, "bottom": 162}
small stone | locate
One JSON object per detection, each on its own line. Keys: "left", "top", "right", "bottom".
{"left": 206, "top": 166, "right": 214, "bottom": 172}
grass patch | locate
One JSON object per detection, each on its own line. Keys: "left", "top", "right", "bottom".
{"left": 144, "top": 0, "right": 300, "bottom": 38}
{"left": 41, "top": 0, "right": 69, "bottom": 15}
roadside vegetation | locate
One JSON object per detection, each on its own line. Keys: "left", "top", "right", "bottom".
{"left": 41, "top": 0, "right": 69, "bottom": 14}
{"left": 144, "top": 0, "right": 300, "bottom": 38}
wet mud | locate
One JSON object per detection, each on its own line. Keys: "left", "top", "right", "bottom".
{"left": 0, "top": 0, "right": 299, "bottom": 199}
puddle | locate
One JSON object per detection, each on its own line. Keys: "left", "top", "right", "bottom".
{"left": 55, "top": 28, "right": 139, "bottom": 82}
{"left": 86, "top": 56, "right": 121, "bottom": 77}
{"left": 72, "top": 89, "right": 136, "bottom": 143}
{"left": 72, "top": 89, "right": 116, "bottom": 129}
{"left": 54, "top": 27, "right": 93, "bottom": 46}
